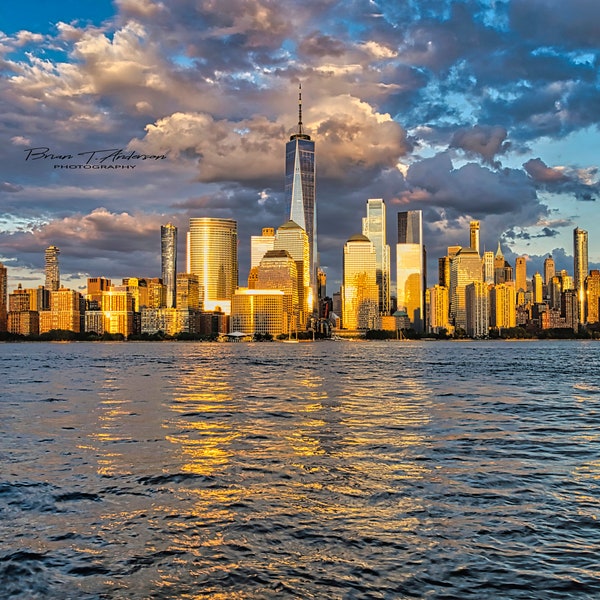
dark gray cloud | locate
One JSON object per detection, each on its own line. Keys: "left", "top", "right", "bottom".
{"left": 450, "top": 125, "right": 510, "bottom": 165}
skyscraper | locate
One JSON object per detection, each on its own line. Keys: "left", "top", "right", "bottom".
{"left": 257, "top": 249, "right": 299, "bottom": 329}
{"left": 0, "top": 262, "right": 7, "bottom": 332}
{"left": 573, "top": 227, "right": 588, "bottom": 323}
{"left": 362, "top": 198, "right": 390, "bottom": 314}
{"left": 469, "top": 220, "right": 480, "bottom": 254}
{"left": 161, "top": 223, "right": 177, "bottom": 309}
{"left": 543, "top": 255, "right": 555, "bottom": 285}
{"left": 532, "top": 272, "right": 543, "bottom": 304}
{"left": 285, "top": 85, "right": 317, "bottom": 303}
{"left": 515, "top": 256, "right": 527, "bottom": 293}
{"left": 483, "top": 250, "right": 495, "bottom": 284}
{"left": 466, "top": 280, "right": 489, "bottom": 338}
{"left": 397, "top": 210, "right": 422, "bottom": 244}
{"left": 585, "top": 270, "right": 600, "bottom": 325}
{"left": 45, "top": 245, "right": 60, "bottom": 292}
{"left": 342, "top": 234, "right": 379, "bottom": 330}
{"left": 250, "top": 227, "right": 276, "bottom": 269}
{"left": 187, "top": 217, "right": 238, "bottom": 313}
{"left": 397, "top": 210, "right": 425, "bottom": 331}
{"left": 450, "top": 247, "right": 482, "bottom": 330}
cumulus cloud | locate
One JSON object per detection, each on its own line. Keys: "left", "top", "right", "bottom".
{"left": 450, "top": 125, "right": 510, "bottom": 165}
{"left": 133, "top": 95, "right": 410, "bottom": 185}
{"left": 524, "top": 158, "right": 598, "bottom": 201}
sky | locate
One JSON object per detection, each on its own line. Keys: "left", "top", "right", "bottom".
{"left": 1, "top": 0, "right": 599, "bottom": 295}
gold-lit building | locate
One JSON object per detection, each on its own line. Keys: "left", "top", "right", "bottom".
{"left": 141, "top": 307, "right": 201, "bottom": 336}
{"left": 515, "top": 256, "right": 527, "bottom": 294}
{"left": 187, "top": 217, "right": 238, "bottom": 314}
{"left": 573, "top": 227, "right": 588, "bottom": 324}
{"left": 585, "top": 269, "right": 600, "bottom": 324}
{"left": 466, "top": 280, "right": 489, "bottom": 338}
{"left": 532, "top": 272, "right": 544, "bottom": 304}
{"left": 0, "top": 262, "right": 7, "bottom": 332}
{"left": 274, "top": 220, "right": 311, "bottom": 324}
{"left": 397, "top": 210, "right": 425, "bottom": 331}
{"left": 427, "top": 284, "right": 450, "bottom": 334}
{"left": 176, "top": 273, "right": 201, "bottom": 310}
{"left": 256, "top": 249, "right": 298, "bottom": 330}
{"left": 230, "top": 289, "right": 285, "bottom": 336}
{"left": 44, "top": 245, "right": 60, "bottom": 293}
{"left": 161, "top": 223, "right": 177, "bottom": 309}
{"left": 7, "top": 285, "right": 39, "bottom": 335}
{"left": 489, "top": 283, "right": 516, "bottom": 329}
{"left": 39, "top": 288, "right": 84, "bottom": 334}
{"left": 100, "top": 290, "right": 135, "bottom": 337}
{"left": 120, "top": 278, "right": 149, "bottom": 311}
{"left": 483, "top": 250, "right": 495, "bottom": 284}
{"left": 342, "top": 234, "right": 379, "bottom": 330}
{"left": 449, "top": 247, "right": 482, "bottom": 330}
{"left": 250, "top": 227, "right": 276, "bottom": 269}
{"left": 469, "top": 220, "right": 480, "bottom": 255}
{"left": 363, "top": 199, "right": 391, "bottom": 314}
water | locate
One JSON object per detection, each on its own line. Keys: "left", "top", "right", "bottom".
{"left": 1, "top": 340, "right": 599, "bottom": 599}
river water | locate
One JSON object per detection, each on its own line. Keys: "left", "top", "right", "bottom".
{"left": 1, "top": 340, "right": 599, "bottom": 599}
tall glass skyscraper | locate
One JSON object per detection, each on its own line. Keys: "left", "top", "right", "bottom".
{"left": 342, "top": 234, "right": 378, "bottom": 331}
{"left": 397, "top": 210, "right": 422, "bottom": 245}
{"left": 161, "top": 223, "right": 177, "bottom": 309}
{"left": 45, "top": 245, "right": 60, "bottom": 292}
{"left": 187, "top": 218, "right": 238, "bottom": 313}
{"left": 362, "top": 199, "right": 390, "bottom": 314}
{"left": 285, "top": 85, "right": 316, "bottom": 304}
{"left": 0, "top": 262, "right": 7, "bottom": 332}
{"left": 397, "top": 210, "right": 425, "bottom": 331}
{"left": 573, "top": 227, "right": 588, "bottom": 323}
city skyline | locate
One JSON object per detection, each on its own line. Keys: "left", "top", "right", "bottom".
{"left": 1, "top": 1, "right": 600, "bottom": 294}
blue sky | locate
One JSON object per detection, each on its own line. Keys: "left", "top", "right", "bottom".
{"left": 1, "top": 0, "right": 599, "bottom": 293}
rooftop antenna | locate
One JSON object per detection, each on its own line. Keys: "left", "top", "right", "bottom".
{"left": 290, "top": 82, "right": 310, "bottom": 141}
{"left": 298, "top": 82, "right": 303, "bottom": 135}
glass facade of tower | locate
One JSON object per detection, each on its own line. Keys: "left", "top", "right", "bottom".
{"left": 342, "top": 234, "right": 378, "bottom": 330}
{"left": 450, "top": 247, "right": 482, "bottom": 330}
{"left": 362, "top": 199, "right": 390, "bottom": 314}
{"left": 231, "top": 289, "right": 285, "bottom": 336}
{"left": 397, "top": 210, "right": 422, "bottom": 244}
{"left": 397, "top": 210, "right": 424, "bottom": 331}
{"left": 161, "top": 223, "right": 177, "bottom": 309}
{"left": 45, "top": 245, "right": 60, "bottom": 292}
{"left": 187, "top": 218, "right": 238, "bottom": 313}
{"left": 257, "top": 249, "right": 299, "bottom": 328}
{"left": 574, "top": 227, "right": 588, "bottom": 323}
{"left": 397, "top": 243, "right": 424, "bottom": 331}
{"left": 274, "top": 220, "right": 310, "bottom": 327}
{"left": 250, "top": 227, "right": 275, "bottom": 269}
{"left": 286, "top": 135, "right": 316, "bottom": 299}
{"left": 0, "top": 262, "right": 7, "bottom": 332}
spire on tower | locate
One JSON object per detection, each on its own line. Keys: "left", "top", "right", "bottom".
{"left": 290, "top": 82, "right": 311, "bottom": 141}
{"left": 298, "top": 83, "right": 303, "bottom": 135}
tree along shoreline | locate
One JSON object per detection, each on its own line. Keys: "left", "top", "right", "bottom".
{"left": 1, "top": 326, "right": 599, "bottom": 343}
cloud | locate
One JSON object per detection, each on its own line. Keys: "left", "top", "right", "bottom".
{"left": 133, "top": 95, "right": 410, "bottom": 185}
{"left": 524, "top": 157, "right": 598, "bottom": 201}
{"left": 509, "top": 0, "right": 600, "bottom": 49}
{"left": 0, "top": 182, "right": 23, "bottom": 193}
{"left": 450, "top": 125, "right": 510, "bottom": 165}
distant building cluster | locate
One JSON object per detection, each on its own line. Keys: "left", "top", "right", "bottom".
{"left": 0, "top": 91, "right": 598, "bottom": 340}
